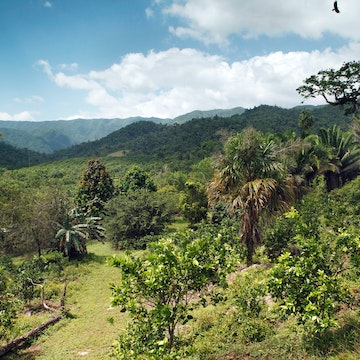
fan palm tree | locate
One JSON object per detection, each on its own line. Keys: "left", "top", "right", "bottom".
{"left": 208, "top": 127, "right": 295, "bottom": 265}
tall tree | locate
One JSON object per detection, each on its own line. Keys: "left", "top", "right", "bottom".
{"left": 208, "top": 127, "right": 295, "bottom": 265}
{"left": 298, "top": 109, "right": 314, "bottom": 138}
{"left": 297, "top": 60, "right": 360, "bottom": 115}
{"left": 76, "top": 159, "right": 115, "bottom": 216}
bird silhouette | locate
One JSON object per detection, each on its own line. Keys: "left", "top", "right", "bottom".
{"left": 332, "top": 1, "right": 340, "bottom": 13}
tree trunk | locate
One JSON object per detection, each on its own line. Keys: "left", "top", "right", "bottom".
{"left": 325, "top": 171, "right": 341, "bottom": 192}
{"left": 60, "top": 281, "right": 68, "bottom": 309}
{"left": 0, "top": 315, "right": 62, "bottom": 357}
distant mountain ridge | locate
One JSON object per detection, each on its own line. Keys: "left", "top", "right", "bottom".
{"left": 171, "top": 106, "right": 245, "bottom": 124}
{"left": 0, "top": 104, "right": 352, "bottom": 171}
{"left": 0, "top": 117, "right": 167, "bottom": 154}
{"left": 46, "top": 104, "right": 351, "bottom": 168}
{"left": 0, "top": 107, "right": 245, "bottom": 153}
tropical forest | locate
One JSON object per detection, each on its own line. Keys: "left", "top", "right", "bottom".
{"left": 1, "top": 61, "right": 360, "bottom": 359}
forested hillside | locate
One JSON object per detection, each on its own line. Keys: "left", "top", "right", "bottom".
{"left": 0, "top": 117, "right": 168, "bottom": 153}
{"left": 0, "top": 104, "right": 350, "bottom": 156}
{"left": 0, "top": 104, "right": 351, "bottom": 171}
{"left": 0, "top": 142, "right": 44, "bottom": 169}
{"left": 47, "top": 104, "right": 351, "bottom": 168}
{"left": 0, "top": 107, "right": 246, "bottom": 154}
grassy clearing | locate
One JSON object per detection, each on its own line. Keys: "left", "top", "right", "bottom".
{"left": 4, "top": 240, "right": 360, "bottom": 359}
{"left": 5, "top": 242, "right": 127, "bottom": 360}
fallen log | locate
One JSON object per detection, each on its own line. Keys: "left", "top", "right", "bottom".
{"left": 0, "top": 315, "right": 62, "bottom": 358}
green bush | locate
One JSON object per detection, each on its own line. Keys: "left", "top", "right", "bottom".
{"left": 268, "top": 210, "right": 354, "bottom": 334}
{"left": 109, "top": 230, "right": 238, "bottom": 359}
{"left": 105, "top": 189, "right": 172, "bottom": 250}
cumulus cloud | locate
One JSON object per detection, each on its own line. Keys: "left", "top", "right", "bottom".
{"left": 160, "top": 0, "right": 360, "bottom": 44}
{"left": 38, "top": 44, "right": 360, "bottom": 119}
{"left": 0, "top": 111, "right": 35, "bottom": 121}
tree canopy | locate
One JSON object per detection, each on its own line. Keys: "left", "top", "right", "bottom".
{"left": 76, "top": 159, "right": 115, "bottom": 216}
{"left": 297, "top": 60, "right": 360, "bottom": 115}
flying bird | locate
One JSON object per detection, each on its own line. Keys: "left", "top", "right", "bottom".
{"left": 332, "top": 1, "right": 340, "bottom": 13}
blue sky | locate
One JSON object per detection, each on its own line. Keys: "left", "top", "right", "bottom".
{"left": 1, "top": 0, "right": 360, "bottom": 121}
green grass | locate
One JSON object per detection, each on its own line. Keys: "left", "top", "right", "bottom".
{"left": 167, "top": 216, "right": 189, "bottom": 232}
{"left": 4, "top": 241, "right": 360, "bottom": 360}
{"left": 5, "top": 242, "right": 128, "bottom": 360}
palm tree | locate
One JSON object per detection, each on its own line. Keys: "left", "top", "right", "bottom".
{"left": 318, "top": 125, "right": 360, "bottom": 191}
{"left": 350, "top": 116, "right": 360, "bottom": 143}
{"left": 55, "top": 210, "right": 105, "bottom": 258}
{"left": 208, "top": 127, "right": 295, "bottom": 265}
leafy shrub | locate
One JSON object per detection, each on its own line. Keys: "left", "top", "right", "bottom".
{"left": 231, "top": 271, "right": 267, "bottom": 318}
{"left": 0, "top": 256, "right": 18, "bottom": 340}
{"left": 268, "top": 209, "right": 354, "bottom": 334}
{"left": 263, "top": 214, "right": 297, "bottom": 259}
{"left": 119, "top": 165, "right": 157, "bottom": 193}
{"left": 109, "top": 230, "right": 238, "bottom": 359}
{"left": 105, "top": 189, "right": 172, "bottom": 250}
{"left": 179, "top": 181, "right": 208, "bottom": 226}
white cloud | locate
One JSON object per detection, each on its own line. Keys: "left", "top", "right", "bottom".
{"left": 0, "top": 111, "right": 35, "bottom": 121}
{"left": 43, "top": 1, "right": 52, "bottom": 8}
{"left": 14, "top": 95, "right": 44, "bottom": 104}
{"left": 38, "top": 44, "right": 360, "bottom": 119}
{"left": 59, "top": 63, "right": 78, "bottom": 71}
{"left": 37, "top": 59, "right": 53, "bottom": 77}
{"left": 161, "top": 0, "right": 360, "bottom": 44}
{"left": 145, "top": 7, "right": 154, "bottom": 18}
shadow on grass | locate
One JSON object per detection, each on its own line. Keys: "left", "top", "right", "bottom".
{"left": 67, "top": 250, "right": 109, "bottom": 265}
{"left": 305, "top": 314, "right": 360, "bottom": 357}
{"left": 3, "top": 348, "right": 40, "bottom": 360}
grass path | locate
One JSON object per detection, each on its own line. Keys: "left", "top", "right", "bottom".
{"left": 14, "top": 242, "right": 127, "bottom": 360}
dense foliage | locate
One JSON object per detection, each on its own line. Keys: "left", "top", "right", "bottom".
{"left": 45, "top": 105, "right": 351, "bottom": 170}
{"left": 76, "top": 159, "right": 115, "bottom": 216}
{"left": 105, "top": 189, "right": 172, "bottom": 250}
{"left": 2, "top": 67, "right": 360, "bottom": 358}
{"left": 109, "top": 230, "right": 238, "bottom": 359}
{"left": 118, "top": 165, "right": 157, "bottom": 193}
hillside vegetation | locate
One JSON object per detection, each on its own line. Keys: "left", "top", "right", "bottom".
{"left": 0, "top": 104, "right": 351, "bottom": 171}
{"left": 46, "top": 105, "right": 350, "bottom": 168}
{"left": 1, "top": 77, "right": 360, "bottom": 358}
{"left": 0, "top": 107, "right": 245, "bottom": 154}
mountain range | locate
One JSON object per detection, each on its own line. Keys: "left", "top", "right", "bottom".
{"left": 0, "top": 107, "right": 246, "bottom": 154}
{"left": 0, "top": 104, "right": 352, "bottom": 170}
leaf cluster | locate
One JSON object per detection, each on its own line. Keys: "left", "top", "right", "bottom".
{"left": 108, "top": 230, "right": 238, "bottom": 358}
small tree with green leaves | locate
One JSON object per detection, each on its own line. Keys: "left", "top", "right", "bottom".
{"left": 268, "top": 209, "right": 355, "bottom": 335}
{"left": 109, "top": 231, "right": 237, "bottom": 359}
{"left": 298, "top": 109, "right": 314, "bottom": 138}
{"left": 119, "top": 165, "right": 157, "bottom": 193}
{"left": 180, "top": 181, "right": 208, "bottom": 226}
